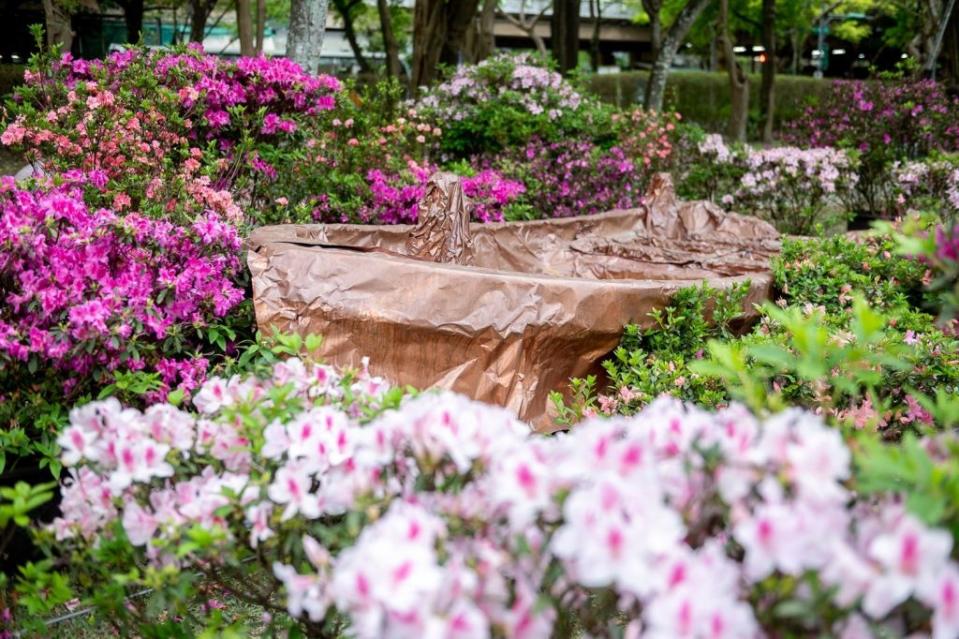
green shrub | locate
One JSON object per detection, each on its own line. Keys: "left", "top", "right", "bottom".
{"left": 586, "top": 70, "right": 835, "bottom": 136}
{"left": 416, "top": 52, "right": 615, "bottom": 159}
{"left": 555, "top": 231, "right": 959, "bottom": 434}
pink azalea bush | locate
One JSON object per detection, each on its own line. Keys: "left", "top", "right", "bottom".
{"left": 26, "top": 356, "right": 959, "bottom": 638}
{"left": 686, "top": 134, "right": 858, "bottom": 234}
{"left": 485, "top": 138, "right": 646, "bottom": 219}
{"left": 310, "top": 158, "right": 526, "bottom": 225}
{"left": 893, "top": 159, "right": 959, "bottom": 218}
{"left": 3, "top": 45, "right": 341, "bottom": 222}
{"left": 4, "top": 49, "right": 693, "bottom": 226}
{"left": 782, "top": 79, "right": 959, "bottom": 217}
{"left": 415, "top": 52, "right": 614, "bottom": 160}
{"left": 0, "top": 177, "right": 244, "bottom": 464}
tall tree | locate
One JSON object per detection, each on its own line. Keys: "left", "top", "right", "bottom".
{"left": 236, "top": 0, "right": 255, "bottom": 55}
{"left": 332, "top": 0, "right": 372, "bottom": 72}
{"left": 720, "top": 0, "right": 748, "bottom": 140}
{"left": 190, "top": 0, "right": 217, "bottom": 42}
{"left": 925, "top": 0, "right": 957, "bottom": 76}
{"left": 589, "top": 0, "right": 604, "bottom": 70}
{"left": 288, "top": 0, "right": 329, "bottom": 73}
{"left": 377, "top": 0, "right": 403, "bottom": 78}
{"left": 759, "top": 0, "right": 775, "bottom": 141}
{"left": 465, "top": 0, "right": 497, "bottom": 62}
{"left": 42, "top": 0, "right": 73, "bottom": 49}
{"left": 551, "top": 0, "right": 581, "bottom": 74}
{"left": 411, "top": 0, "right": 481, "bottom": 88}
{"left": 642, "top": 0, "right": 713, "bottom": 110}
{"left": 116, "top": 0, "right": 145, "bottom": 43}
{"left": 255, "top": 0, "right": 266, "bottom": 53}
{"left": 498, "top": 0, "right": 549, "bottom": 56}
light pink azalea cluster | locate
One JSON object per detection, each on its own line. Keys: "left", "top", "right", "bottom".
{"left": 696, "top": 134, "right": 858, "bottom": 234}
{"left": 50, "top": 358, "right": 959, "bottom": 637}
{"left": 893, "top": 160, "right": 959, "bottom": 216}
{"left": 416, "top": 52, "right": 584, "bottom": 122}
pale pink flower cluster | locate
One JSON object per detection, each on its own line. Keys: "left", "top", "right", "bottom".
{"left": 893, "top": 159, "right": 959, "bottom": 214}
{"left": 695, "top": 137, "right": 857, "bottom": 233}
{"left": 52, "top": 360, "right": 959, "bottom": 638}
{"left": 740, "top": 146, "right": 856, "bottom": 196}
{"left": 698, "top": 133, "right": 733, "bottom": 163}
{"left": 416, "top": 53, "right": 584, "bottom": 122}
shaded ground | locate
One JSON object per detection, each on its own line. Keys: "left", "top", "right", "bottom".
{"left": 0, "top": 148, "right": 23, "bottom": 176}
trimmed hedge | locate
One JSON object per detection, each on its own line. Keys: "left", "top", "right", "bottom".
{"left": 586, "top": 70, "right": 834, "bottom": 136}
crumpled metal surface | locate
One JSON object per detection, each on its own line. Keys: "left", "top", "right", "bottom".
{"left": 248, "top": 173, "right": 781, "bottom": 431}
{"left": 405, "top": 172, "right": 474, "bottom": 265}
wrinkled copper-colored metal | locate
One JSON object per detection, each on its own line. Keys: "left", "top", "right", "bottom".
{"left": 405, "top": 172, "right": 474, "bottom": 265}
{"left": 248, "top": 173, "right": 781, "bottom": 431}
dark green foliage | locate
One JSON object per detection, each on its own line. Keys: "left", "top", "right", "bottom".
{"left": 586, "top": 70, "right": 835, "bottom": 137}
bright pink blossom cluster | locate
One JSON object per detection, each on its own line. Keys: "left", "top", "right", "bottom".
{"left": 51, "top": 358, "right": 959, "bottom": 638}
{"left": 0, "top": 178, "right": 243, "bottom": 400}
{"left": 3, "top": 47, "right": 341, "bottom": 219}
{"left": 490, "top": 138, "right": 647, "bottom": 218}
{"left": 331, "top": 161, "right": 526, "bottom": 225}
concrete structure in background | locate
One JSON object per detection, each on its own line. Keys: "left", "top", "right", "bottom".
{"left": 492, "top": 0, "right": 652, "bottom": 67}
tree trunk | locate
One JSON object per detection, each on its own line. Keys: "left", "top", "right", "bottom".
{"left": 236, "top": 0, "right": 255, "bottom": 56}
{"left": 721, "top": 0, "right": 748, "bottom": 141}
{"left": 255, "top": 0, "right": 266, "bottom": 53}
{"left": 643, "top": 0, "right": 711, "bottom": 110}
{"left": 287, "top": 0, "right": 329, "bottom": 74}
{"left": 439, "top": 0, "right": 481, "bottom": 65}
{"left": 642, "top": 0, "right": 663, "bottom": 56}
{"left": 925, "top": 0, "right": 957, "bottom": 77}
{"left": 790, "top": 29, "right": 800, "bottom": 73}
{"left": 463, "top": 0, "right": 496, "bottom": 61}
{"left": 378, "top": 0, "right": 403, "bottom": 79}
{"left": 641, "top": 0, "right": 663, "bottom": 105}
{"left": 551, "top": 0, "right": 581, "bottom": 74}
{"left": 42, "top": 0, "right": 73, "bottom": 50}
{"left": 760, "top": 0, "right": 776, "bottom": 142}
{"left": 120, "top": 0, "right": 144, "bottom": 43}
{"left": 709, "top": 27, "right": 719, "bottom": 70}
{"left": 411, "top": 0, "right": 480, "bottom": 88}
{"left": 942, "top": 1, "right": 959, "bottom": 84}
{"left": 412, "top": 0, "right": 448, "bottom": 88}
{"left": 190, "top": 0, "right": 216, "bottom": 42}
{"left": 589, "top": 0, "right": 602, "bottom": 71}
{"left": 333, "top": 0, "right": 372, "bottom": 72}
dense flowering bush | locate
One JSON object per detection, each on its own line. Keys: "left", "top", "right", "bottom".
{"left": 21, "top": 357, "right": 959, "bottom": 638}
{"left": 783, "top": 79, "right": 959, "bottom": 217}
{"left": 610, "top": 108, "right": 682, "bottom": 172}
{"left": 309, "top": 158, "right": 526, "bottom": 225}
{"left": 893, "top": 157, "right": 959, "bottom": 218}
{"left": 415, "top": 52, "right": 614, "bottom": 159}
{"left": 2, "top": 45, "right": 342, "bottom": 221}
{"left": 0, "top": 178, "right": 244, "bottom": 466}
{"left": 484, "top": 138, "right": 646, "bottom": 219}
{"left": 682, "top": 134, "right": 857, "bottom": 235}
{"left": 3, "top": 51, "right": 693, "bottom": 226}
{"left": 732, "top": 145, "right": 857, "bottom": 235}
